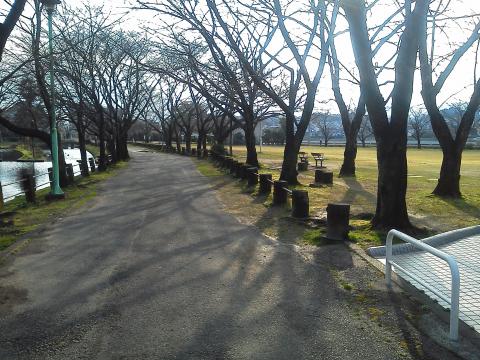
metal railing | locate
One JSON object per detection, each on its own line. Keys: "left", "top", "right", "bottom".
{"left": 386, "top": 229, "right": 460, "bottom": 341}
{"left": 1, "top": 163, "right": 83, "bottom": 203}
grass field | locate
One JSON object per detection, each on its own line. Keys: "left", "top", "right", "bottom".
{"left": 230, "top": 145, "right": 480, "bottom": 234}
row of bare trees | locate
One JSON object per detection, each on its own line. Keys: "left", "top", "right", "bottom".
{"left": 1, "top": 0, "right": 480, "bottom": 230}
{"left": 0, "top": 1, "right": 155, "bottom": 183}
{"left": 134, "top": 0, "right": 480, "bottom": 229}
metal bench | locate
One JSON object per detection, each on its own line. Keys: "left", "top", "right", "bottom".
{"left": 311, "top": 152, "right": 325, "bottom": 168}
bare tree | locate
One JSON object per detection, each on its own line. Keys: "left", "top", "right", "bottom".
{"left": 419, "top": 4, "right": 480, "bottom": 197}
{"left": 408, "top": 109, "right": 429, "bottom": 149}
{"left": 312, "top": 112, "right": 338, "bottom": 147}
{"left": 357, "top": 116, "right": 372, "bottom": 148}
{"left": 0, "top": 0, "right": 27, "bottom": 60}
{"left": 343, "top": 0, "right": 428, "bottom": 229}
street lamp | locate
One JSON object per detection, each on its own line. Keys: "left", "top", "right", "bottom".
{"left": 41, "top": 0, "right": 64, "bottom": 198}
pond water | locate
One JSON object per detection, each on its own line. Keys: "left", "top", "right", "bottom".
{"left": 0, "top": 149, "right": 93, "bottom": 202}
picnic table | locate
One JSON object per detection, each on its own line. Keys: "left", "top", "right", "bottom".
{"left": 311, "top": 152, "right": 325, "bottom": 168}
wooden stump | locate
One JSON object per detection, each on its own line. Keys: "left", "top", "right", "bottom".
{"left": 240, "top": 164, "right": 249, "bottom": 180}
{"left": 292, "top": 190, "right": 309, "bottom": 218}
{"left": 326, "top": 203, "right": 350, "bottom": 241}
{"left": 273, "top": 180, "right": 288, "bottom": 205}
{"left": 315, "top": 169, "right": 333, "bottom": 184}
{"left": 259, "top": 174, "right": 272, "bottom": 194}
{"left": 298, "top": 162, "right": 308, "bottom": 172}
{"left": 247, "top": 167, "right": 258, "bottom": 186}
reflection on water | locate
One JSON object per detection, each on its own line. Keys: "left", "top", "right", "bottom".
{"left": 1, "top": 149, "right": 93, "bottom": 202}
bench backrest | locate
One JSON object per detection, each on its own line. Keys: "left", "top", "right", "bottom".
{"left": 311, "top": 152, "right": 324, "bottom": 158}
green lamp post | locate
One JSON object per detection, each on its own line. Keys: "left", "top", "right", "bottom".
{"left": 41, "top": 0, "right": 64, "bottom": 198}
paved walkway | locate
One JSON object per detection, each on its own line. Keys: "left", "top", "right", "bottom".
{"left": 0, "top": 150, "right": 458, "bottom": 359}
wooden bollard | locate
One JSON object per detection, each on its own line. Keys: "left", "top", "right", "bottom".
{"left": 181, "top": 147, "right": 186, "bottom": 155}
{"left": 259, "top": 174, "right": 272, "bottom": 194}
{"left": 203, "top": 149, "right": 209, "bottom": 158}
{"left": 273, "top": 180, "right": 288, "bottom": 205}
{"left": 197, "top": 149, "right": 202, "bottom": 158}
{"left": 230, "top": 160, "right": 238, "bottom": 175}
{"left": 191, "top": 148, "right": 197, "bottom": 156}
{"left": 66, "top": 164, "right": 75, "bottom": 185}
{"left": 326, "top": 203, "right": 350, "bottom": 241}
{"left": 235, "top": 162, "right": 243, "bottom": 178}
{"left": 23, "top": 174, "right": 36, "bottom": 203}
{"left": 247, "top": 167, "right": 258, "bottom": 187}
{"left": 48, "top": 167, "right": 53, "bottom": 188}
{"left": 298, "top": 162, "right": 308, "bottom": 172}
{"left": 315, "top": 169, "right": 333, "bottom": 184}
{"left": 89, "top": 158, "right": 96, "bottom": 173}
{"left": 292, "top": 190, "right": 309, "bottom": 218}
{"left": 241, "top": 164, "right": 251, "bottom": 180}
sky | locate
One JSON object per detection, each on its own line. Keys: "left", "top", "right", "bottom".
{"left": 3, "top": 0, "right": 480, "bottom": 114}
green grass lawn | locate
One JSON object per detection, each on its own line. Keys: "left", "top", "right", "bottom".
{"left": 230, "top": 145, "right": 480, "bottom": 233}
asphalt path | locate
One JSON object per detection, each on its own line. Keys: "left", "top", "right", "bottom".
{"left": 0, "top": 150, "right": 444, "bottom": 359}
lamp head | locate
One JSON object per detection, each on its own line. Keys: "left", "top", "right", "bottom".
{"left": 40, "top": 0, "right": 61, "bottom": 12}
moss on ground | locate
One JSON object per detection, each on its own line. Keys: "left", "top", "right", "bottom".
{"left": 86, "top": 144, "right": 101, "bottom": 158}
{"left": 15, "top": 144, "right": 45, "bottom": 160}
{"left": 0, "top": 162, "right": 127, "bottom": 251}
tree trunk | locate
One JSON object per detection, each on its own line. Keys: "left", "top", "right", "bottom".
{"left": 417, "top": 138, "right": 421, "bottom": 149}
{"left": 372, "top": 140, "right": 411, "bottom": 229}
{"left": 433, "top": 146, "right": 462, "bottom": 197}
{"left": 185, "top": 131, "right": 192, "bottom": 153}
{"left": 56, "top": 137, "right": 68, "bottom": 187}
{"left": 117, "top": 132, "right": 129, "bottom": 161}
{"left": 340, "top": 135, "right": 357, "bottom": 177}
{"left": 98, "top": 115, "right": 107, "bottom": 171}
{"left": 280, "top": 113, "right": 302, "bottom": 184}
{"left": 78, "top": 128, "right": 89, "bottom": 176}
{"left": 196, "top": 133, "right": 203, "bottom": 152}
{"left": 107, "top": 139, "right": 116, "bottom": 164}
{"left": 244, "top": 121, "right": 258, "bottom": 166}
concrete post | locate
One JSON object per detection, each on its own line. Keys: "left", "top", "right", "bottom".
{"left": 273, "top": 180, "right": 288, "bottom": 205}
{"left": 259, "top": 174, "right": 272, "bottom": 194}
{"left": 247, "top": 167, "right": 258, "bottom": 187}
{"left": 292, "top": 190, "right": 309, "bottom": 218}
{"left": 326, "top": 203, "right": 350, "bottom": 240}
